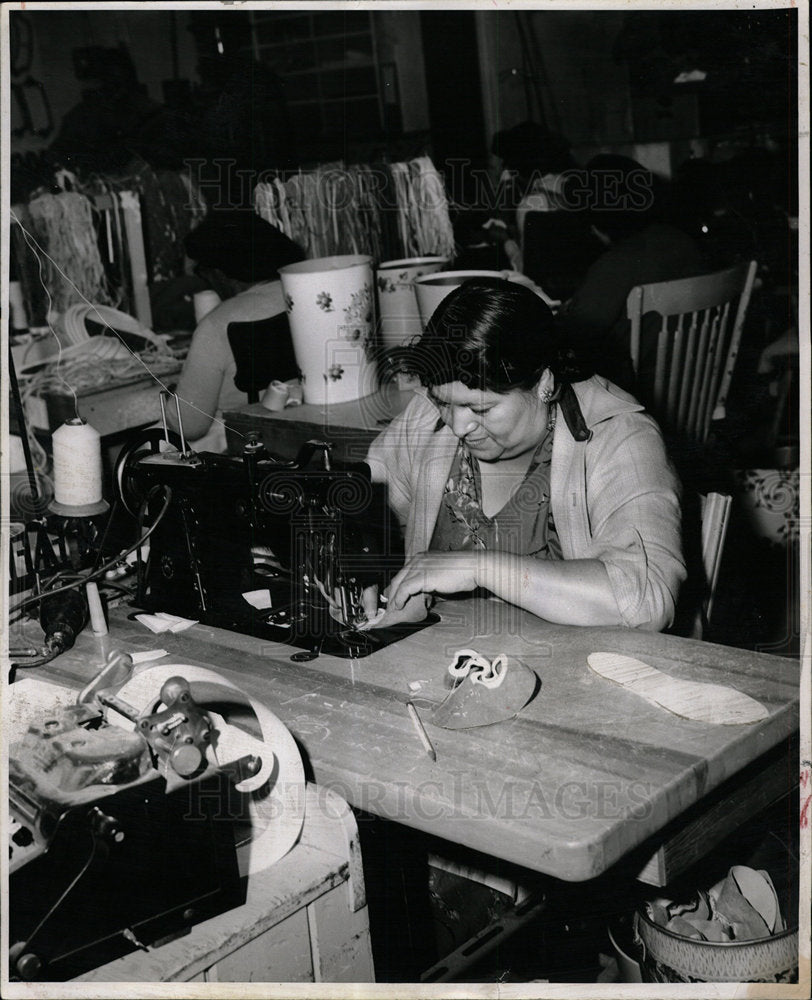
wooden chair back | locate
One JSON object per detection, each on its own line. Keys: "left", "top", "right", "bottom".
{"left": 626, "top": 260, "right": 757, "bottom": 442}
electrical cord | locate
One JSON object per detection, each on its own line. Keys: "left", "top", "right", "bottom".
{"left": 9, "top": 647, "right": 61, "bottom": 675}
{"left": 90, "top": 497, "right": 120, "bottom": 573}
{"left": 135, "top": 484, "right": 168, "bottom": 605}
{"left": 8, "top": 485, "right": 173, "bottom": 622}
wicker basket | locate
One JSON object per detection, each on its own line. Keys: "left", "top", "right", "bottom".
{"left": 634, "top": 909, "right": 798, "bottom": 983}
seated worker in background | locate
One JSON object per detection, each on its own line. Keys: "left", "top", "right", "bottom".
{"left": 556, "top": 154, "right": 705, "bottom": 394}
{"left": 488, "top": 120, "right": 578, "bottom": 273}
{"left": 366, "top": 278, "right": 685, "bottom": 632}
{"left": 168, "top": 211, "right": 305, "bottom": 451}
{"left": 484, "top": 121, "right": 603, "bottom": 299}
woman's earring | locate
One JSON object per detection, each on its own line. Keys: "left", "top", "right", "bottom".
{"left": 538, "top": 385, "right": 554, "bottom": 404}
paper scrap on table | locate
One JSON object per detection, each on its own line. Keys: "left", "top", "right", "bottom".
{"left": 130, "top": 649, "right": 169, "bottom": 664}
{"left": 135, "top": 612, "right": 198, "bottom": 634}
{"left": 587, "top": 652, "right": 769, "bottom": 725}
{"left": 242, "top": 589, "right": 273, "bottom": 610}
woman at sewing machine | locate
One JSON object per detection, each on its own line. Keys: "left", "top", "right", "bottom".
{"left": 168, "top": 211, "right": 305, "bottom": 451}
{"left": 366, "top": 278, "right": 686, "bottom": 632}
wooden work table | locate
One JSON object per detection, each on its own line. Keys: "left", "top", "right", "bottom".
{"left": 33, "top": 368, "right": 182, "bottom": 439}
{"left": 224, "top": 386, "right": 415, "bottom": 463}
{"left": 17, "top": 599, "right": 800, "bottom": 886}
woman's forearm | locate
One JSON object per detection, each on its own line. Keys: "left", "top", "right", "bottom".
{"left": 168, "top": 352, "right": 224, "bottom": 440}
{"left": 385, "top": 549, "right": 624, "bottom": 628}
{"left": 476, "top": 552, "right": 623, "bottom": 626}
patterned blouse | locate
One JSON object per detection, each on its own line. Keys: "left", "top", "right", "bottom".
{"left": 429, "top": 407, "right": 562, "bottom": 560}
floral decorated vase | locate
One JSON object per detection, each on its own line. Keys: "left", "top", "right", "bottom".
{"left": 279, "top": 255, "right": 379, "bottom": 406}
{"left": 376, "top": 256, "right": 448, "bottom": 349}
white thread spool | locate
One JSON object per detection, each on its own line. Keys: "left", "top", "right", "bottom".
{"left": 260, "top": 380, "right": 290, "bottom": 412}
{"left": 9, "top": 281, "right": 29, "bottom": 330}
{"left": 8, "top": 435, "right": 27, "bottom": 473}
{"left": 52, "top": 418, "right": 104, "bottom": 509}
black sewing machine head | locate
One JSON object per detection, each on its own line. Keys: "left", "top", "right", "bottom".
{"left": 117, "top": 433, "right": 436, "bottom": 659}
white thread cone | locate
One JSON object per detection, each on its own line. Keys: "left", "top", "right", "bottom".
{"left": 52, "top": 417, "right": 103, "bottom": 506}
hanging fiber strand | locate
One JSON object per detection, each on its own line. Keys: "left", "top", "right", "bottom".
{"left": 27, "top": 192, "right": 114, "bottom": 315}
{"left": 408, "top": 156, "right": 456, "bottom": 258}
{"left": 255, "top": 156, "right": 452, "bottom": 261}
{"left": 388, "top": 162, "right": 414, "bottom": 257}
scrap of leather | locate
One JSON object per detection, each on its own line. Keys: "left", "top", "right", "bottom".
{"left": 429, "top": 650, "right": 539, "bottom": 729}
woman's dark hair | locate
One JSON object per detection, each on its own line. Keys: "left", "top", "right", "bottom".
{"left": 185, "top": 210, "right": 305, "bottom": 283}
{"left": 396, "top": 278, "right": 591, "bottom": 390}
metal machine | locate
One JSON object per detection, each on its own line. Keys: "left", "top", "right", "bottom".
{"left": 115, "top": 422, "right": 437, "bottom": 660}
{"left": 8, "top": 661, "right": 306, "bottom": 982}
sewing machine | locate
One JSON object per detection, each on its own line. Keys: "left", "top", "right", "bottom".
{"left": 116, "top": 424, "right": 437, "bottom": 660}
{"left": 8, "top": 660, "right": 307, "bottom": 982}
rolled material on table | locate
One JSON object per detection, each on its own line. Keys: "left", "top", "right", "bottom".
{"left": 260, "top": 380, "right": 290, "bottom": 411}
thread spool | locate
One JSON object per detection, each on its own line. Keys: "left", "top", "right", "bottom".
{"left": 193, "top": 290, "right": 222, "bottom": 323}
{"left": 260, "top": 380, "right": 290, "bottom": 412}
{"left": 50, "top": 417, "right": 108, "bottom": 516}
{"left": 8, "top": 435, "right": 27, "bottom": 473}
{"left": 9, "top": 280, "right": 29, "bottom": 331}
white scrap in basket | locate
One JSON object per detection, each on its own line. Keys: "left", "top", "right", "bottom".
{"left": 586, "top": 652, "right": 769, "bottom": 725}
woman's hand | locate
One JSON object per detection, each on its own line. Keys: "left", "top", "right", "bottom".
{"left": 385, "top": 551, "right": 479, "bottom": 612}
{"left": 366, "top": 592, "right": 431, "bottom": 630}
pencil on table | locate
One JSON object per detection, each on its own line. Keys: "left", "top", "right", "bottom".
{"left": 407, "top": 701, "right": 436, "bottom": 762}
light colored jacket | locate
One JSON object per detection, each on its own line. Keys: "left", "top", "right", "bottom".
{"left": 366, "top": 376, "right": 686, "bottom": 631}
